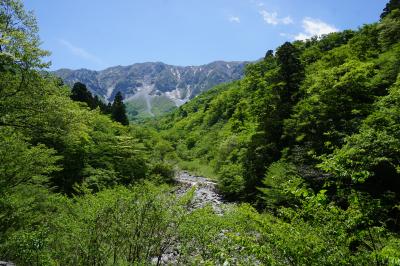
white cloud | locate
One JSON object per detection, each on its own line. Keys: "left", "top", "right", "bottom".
{"left": 250, "top": 0, "right": 265, "bottom": 8}
{"left": 295, "top": 17, "right": 338, "bottom": 40}
{"left": 229, "top": 16, "right": 241, "bottom": 23}
{"left": 281, "top": 16, "right": 294, "bottom": 25}
{"left": 259, "top": 10, "right": 293, "bottom": 25}
{"left": 59, "top": 39, "right": 104, "bottom": 66}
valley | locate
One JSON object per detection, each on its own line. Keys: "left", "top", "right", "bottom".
{"left": 2, "top": 0, "right": 400, "bottom": 265}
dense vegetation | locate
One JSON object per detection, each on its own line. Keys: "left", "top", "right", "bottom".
{"left": 2, "top": 0, "right": 400, "bottom": 264}
{"left": 0, "top": 1, "right": 176, "bottom": 263}
{"left": 153, "top": 0, "right": 400, "bottom": 263}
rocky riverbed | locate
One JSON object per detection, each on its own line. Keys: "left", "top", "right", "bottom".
{"left": 152, "top": 171, "right": 228, "bottom": 265}
{"left": 174, "top": 171, "right": 224, "bottom": 214}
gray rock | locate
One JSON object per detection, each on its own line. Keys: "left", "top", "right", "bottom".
{"left": 53, "top": 61, "right": 247, "bottom": 118}
{"left": 0, "top": 262, "right": 15, "bottom": 266}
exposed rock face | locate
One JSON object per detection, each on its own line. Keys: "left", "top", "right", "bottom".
{"left": 54, "top": 61, "right": 246, "bottom": 118}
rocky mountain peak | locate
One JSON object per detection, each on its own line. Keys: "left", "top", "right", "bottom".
{"left": 54, "top": 60, "right": 247, "bottom": 119}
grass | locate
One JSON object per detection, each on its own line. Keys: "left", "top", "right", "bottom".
{"left": 151, "top": 95, "right": 177, "bottom": 116}
{"left": 125, "top": 99, "right": 151, "bottom": 120}
{"left": 125, "top": 95, "right": 177, "bottom": 121}
{"left": 176, "top": 159, "right": 218, "bottom": 181}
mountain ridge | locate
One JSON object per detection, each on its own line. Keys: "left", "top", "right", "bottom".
{"left": 54, "top": 60, "right": 247, "bottom": 119}
{"left": 56, "top": 60, "right": 247, "bottom": 72}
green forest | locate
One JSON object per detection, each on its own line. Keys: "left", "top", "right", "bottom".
{"left": 2, "top": 0, "right": 400, "bottom": 265}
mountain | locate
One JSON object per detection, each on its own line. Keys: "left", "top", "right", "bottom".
{"left": 54, "top": 61, "right": 247, "bottom": 119}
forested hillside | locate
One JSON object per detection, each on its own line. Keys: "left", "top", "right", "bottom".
{"left": 158, "top": 9, "right": 400, "bottom": 204}
{"left": 2, "top": 0, "right": 400, "bottom": 265}
{"left": 154, "top": 0, "right": 400, "bottom": 262}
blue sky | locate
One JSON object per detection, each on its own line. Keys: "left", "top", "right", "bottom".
{"left": 24, "top": 0, "right": 384, "bottom": 70}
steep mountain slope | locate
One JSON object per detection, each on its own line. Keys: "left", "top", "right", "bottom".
{"left": 156, "top": 10, "right": 400, "bottom": 231}
{"left": 54, "top": 61, "right": 246, "bottom": 119}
